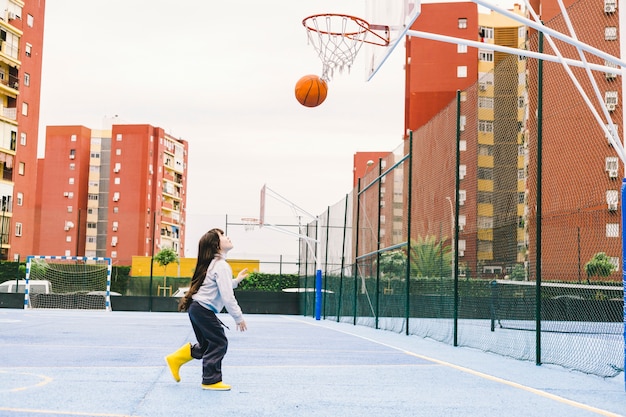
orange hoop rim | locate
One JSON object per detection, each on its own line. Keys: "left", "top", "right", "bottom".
{"left": 302, "top": 13, "right": 390, "bottom": 47}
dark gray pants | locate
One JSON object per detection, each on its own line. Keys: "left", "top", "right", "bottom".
{"left": 188, "top": 301, "right": 228, "bottom": 385}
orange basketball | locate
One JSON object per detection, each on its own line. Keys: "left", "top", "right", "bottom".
{"left": 294, "top": 74, "right": 328, "bottom": 107}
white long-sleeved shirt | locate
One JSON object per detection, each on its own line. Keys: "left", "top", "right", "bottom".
{"left": 192, "top": 256, "right": 244, "bottom": 324}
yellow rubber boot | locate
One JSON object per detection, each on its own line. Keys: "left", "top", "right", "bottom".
{"left": 165, "top": 343, "right": 192, "bottom": 382}
{"left": 202, "top": 381, "right": 231, "bottom": 391}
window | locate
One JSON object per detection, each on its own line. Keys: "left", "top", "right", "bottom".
{"left": 17, "top": 192, "right": 23, "bottom": 206}
{"left": 457, "top": 66, "right": 467, "bottom": 78}
{"left": 116, "top": 149, "right": 122, "bottom": 155}
{"left": 113, "top": 192, "right": 120, "bottom": 201}
{"left": 87, "top": 222, "right": 97, "bottom": 229}
{"left": 478, "top": 144, "right": 493, "bottom": 156}
{"left": 25, "top": 43, "right": 32, "bottom": 57}
{"left": 606, "top": 156, "right": 619, "bottom": 171}
{"left": 479, "top": 50, "right": 494, "bottom": 62}
{"left": 21, "top": 102, "right": 28, "bottom": 116}
{"left": 478, "top": 168, "right": 493, "bottom": 180}
{"left": 68, "top": 177, "right": 74, "bottom": 185}
{"left": 69, "top": 163, "right": 75, "bottom": 170}
{"left": 605, "top": 91, "right": 618, "bottom": 105}
{"left": 71, "top": 134, "right": 77, "bottom": 142}
{"left": 88, "top": 194, "right": 98, "bottom": 201}
{"left": 478, "top": 216, "right": 493, "bottom": 228}
{"left": 70, "top": 149, "right": 76, "bottom": 159}
{"left": 20, "top": 132, "right": 26, "bottom": 146}
{"left": 478, "top": 192, "right": 493, "bottom": 204}
{"left": 458, "top": 18, "right": 467, "bottom": 29}
{"left": 67, "top": 206, "right": 73, "bottom": 213}
{"left": 517, "top": 169, "right": 525, "bottom": 180}
{"left": 18, "top": 162, "right": 24, "bottom": 175}
{"left": 116, "top": 133, "right": 122, "bottom": 141}
{"left": 478, "top": 120, "right": 493, "bottom": 133}
{"left": 457, "top": 44, "right": 467, "bottom": 53}
{"left": 459, "top": 165, "right": 467, "bottom": 180}
{"left": 66, "top": 236, "right": 72, "bottom": 242}
{"left": 460, "top": 140, "right": 467, "bottom": 151}
{"left": 518, "top": 192, "right": 526, "bottom": 204}
{"left": 15, "top": 222, "right": 22, "bottom": 236}
{"left": 479, "top": 26, "right": 493, "bottom": 39}
{"left": 90, "top": 152, "right": 100, "bottom": 158}
{"left": 479, "top": 97, "right": 494, "bottom": 108}
{"left": 518, "top": 26, "right": 525, "bottom": 39}
{"left": 114, "top": 178, "right": 120, "bottom": 185}
{"left": 605, "top": 26, "right": 618, "bottom": 41}
{"left": 607, "top": 190, "right": 619, "bottom": 205}
{"left": 605, "top": 59, "right": 618, "bottom": 76}
{"left": 604, "top": 124, "right": 619, "bottom": 145}
{"left": 27, "top": 14, "right": 34, "bottom": 27}
{"left": 24, "top": 73, "right": 30, "bottom": 86}
{"left": 606, "top": 223, "right": 619, "bottom": 237}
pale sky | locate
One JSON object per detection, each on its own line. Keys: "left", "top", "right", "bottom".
{"left": 37, "top": 0, "right": 516, "bottom": 267}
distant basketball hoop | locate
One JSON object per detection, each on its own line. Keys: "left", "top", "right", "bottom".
{"left": 241, "top": 217, "right": 260, "bottom": 232}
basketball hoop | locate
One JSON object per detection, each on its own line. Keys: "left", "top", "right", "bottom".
{"left": 241, "top": 217, "right": 260, "bottom": 232}
{"left": 303, "top": 14, "right": 390, "bottom": 81}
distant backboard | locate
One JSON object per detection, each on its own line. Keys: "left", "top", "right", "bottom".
{"left": 364, "top": 0, "right": 421, "bottom": 81}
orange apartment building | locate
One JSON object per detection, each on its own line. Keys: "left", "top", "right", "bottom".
{"left": 35, "top": 124, "right": 188, "bottom": 266}
{"left": 0, "top": 1, "right": 45, "bottom": 262}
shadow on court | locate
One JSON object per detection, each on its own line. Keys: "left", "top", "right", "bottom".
{"left": 0, "top": 309, "right": 624, "bottom": 417}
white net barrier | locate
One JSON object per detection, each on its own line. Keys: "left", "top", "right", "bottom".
{"left": 25, "top": 256, "right": 112, "bottom": 310}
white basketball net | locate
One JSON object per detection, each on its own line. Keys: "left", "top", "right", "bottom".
{"left": 241, "top": 217, "right": 260, "bottom": 232}
{"left": 304, "top": 14, "right": 371, "bottom": 81}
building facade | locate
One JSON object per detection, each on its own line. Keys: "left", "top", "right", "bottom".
{"left": 35, "top": 124, "right": 188, "bottom": 265}
{"left": 0, "top": 0, "right": 45, "bottom": 262}
{"left": 404, "top": 2, "right": 526, "bottom": 278}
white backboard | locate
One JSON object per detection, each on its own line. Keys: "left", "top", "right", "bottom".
{"left": 364, "top": 0, "right": 421, "bottom": 81}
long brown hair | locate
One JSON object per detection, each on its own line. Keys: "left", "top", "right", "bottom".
{"left": 178, "top": 228, "right": 223, "bottom": 311}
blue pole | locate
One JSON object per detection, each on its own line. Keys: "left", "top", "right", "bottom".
{"left": 621, "top": 178, "right": 626, "bottom": 392}
{"left": 315, "top": 269, "right": 322, "bottom": 320}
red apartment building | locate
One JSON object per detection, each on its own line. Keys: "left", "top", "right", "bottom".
{"left": 35, "top": 124, "right": 188, "bottom": 265}
{"left": 0, "top": 1, "right": 45, "bottom": 262}
{"left": 524, "top": 0, "right": 623, "bottom": 281}
{"left": 401, "top": 0, "right": 621, "bottom": 281}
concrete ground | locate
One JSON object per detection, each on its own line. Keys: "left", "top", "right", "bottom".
{"left": 0, "top": 309, "right": 625, "bottom": 417}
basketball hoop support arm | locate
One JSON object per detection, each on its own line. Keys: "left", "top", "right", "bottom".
{"left": 404, "top": 0, "right": 626, "bottom": 164}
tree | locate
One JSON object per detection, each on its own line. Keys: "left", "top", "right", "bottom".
{"left": 377, "top": 250, "right": 407, "bottom": 293}
{"left": 154, "top": 247, "right": 179, "bottom": 283}
{"left": 584, "top": 252, "right": 615, "bottom": 284}
{"left": 409, "top": 235, "right": 452, "bottom": 278}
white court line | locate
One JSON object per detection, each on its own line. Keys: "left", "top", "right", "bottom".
{"left": 285, "top": 316, "right": 625, "bottom": 417}
{"left": 0, "top": 406, "right": 137, "bottom": 417}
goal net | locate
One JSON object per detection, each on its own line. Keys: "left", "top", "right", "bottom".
{"left": 24, "top": 256, "right": 113, "bottom": 311}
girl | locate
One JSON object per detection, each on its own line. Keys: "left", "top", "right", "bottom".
{"left": 165, "top": 228, "right": 248, "bottom": 390}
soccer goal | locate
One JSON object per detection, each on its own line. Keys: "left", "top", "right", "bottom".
{"left": 24, "top": 256, "right": 113, "bottom": 311}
